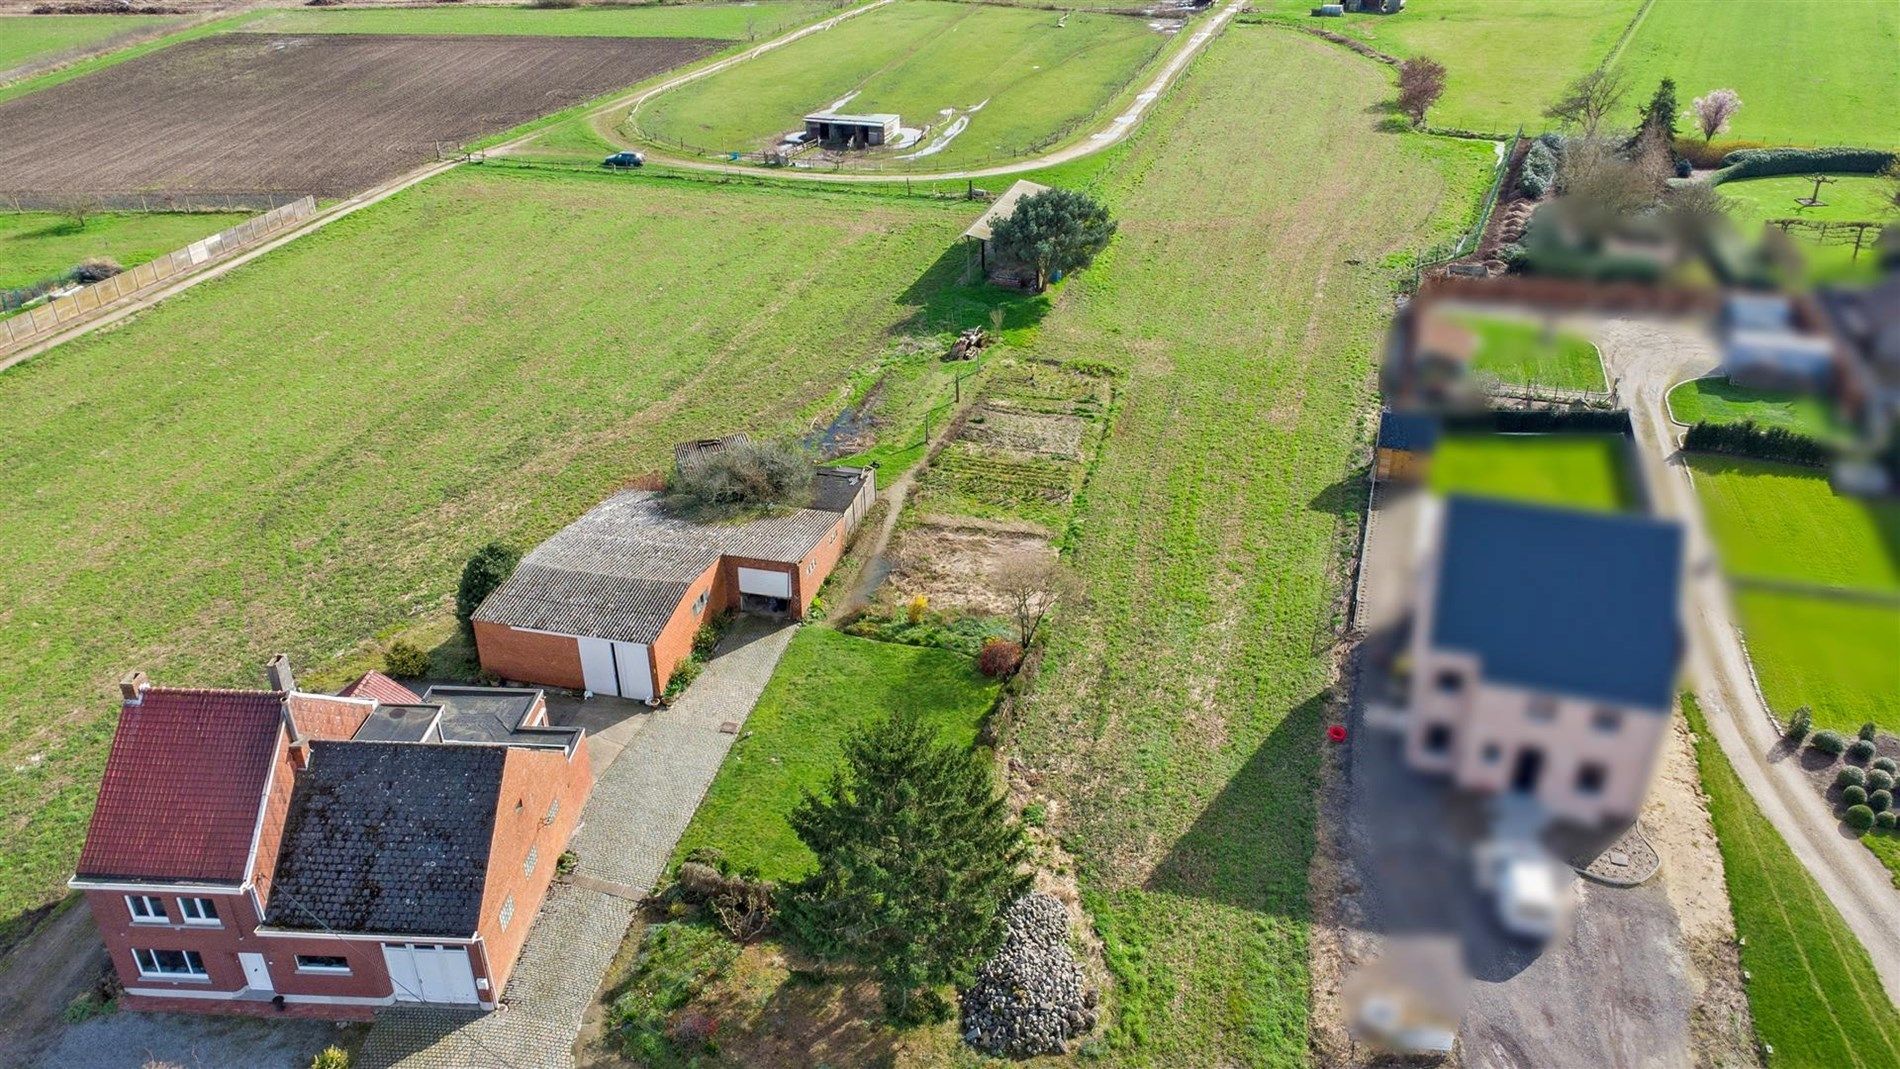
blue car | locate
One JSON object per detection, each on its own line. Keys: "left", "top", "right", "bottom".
{"left": 602, "top": 151, "right": 645, "bottom": 169}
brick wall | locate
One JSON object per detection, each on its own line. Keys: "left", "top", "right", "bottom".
{"left": 475, "top": 620, "right": 584, "bottom": 690}
{"left": 648, "top": 562, "right": 722, "bottom": 694}
{"left": 475, "top": 742, "right": 593, "bottom": 996}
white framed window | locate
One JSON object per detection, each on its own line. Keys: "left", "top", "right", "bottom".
{"left": 692, "top": 589, "right": 709, "bottom": 616}
{"left": 177, "top": 897, "right": 220, "bottom": 926}
{"left": 294, "top": 954, "right": 351, "bottom": 974}
{"left": 524, "top": 846, "right": 539, "bottom": 878}
{"left": 499, "top": 895, "right": 517, "bottom": 932}
{"left": 133, "top": 948, "right": 208, "bottom": 979}
{"left": 126, "top": 895, "right": 167, "bottom": 924}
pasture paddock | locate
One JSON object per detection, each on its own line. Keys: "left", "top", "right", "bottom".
{"left": 0, "top": 34, "right": 719, "bottom": 199}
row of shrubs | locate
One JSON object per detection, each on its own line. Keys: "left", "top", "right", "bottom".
{"left": 1516, "top": 135, "right": 1561, "bottom": 199}
{"left": 1790, "top": 711, "right": 1898, "bottom": 832}
{"left": 1682, "top": 420, "right": 1831, "bottom": 468}
{"left": 1707, "top": 146, "right": 1897, "bottom": 185}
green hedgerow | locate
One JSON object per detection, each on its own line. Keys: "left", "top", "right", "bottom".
{"left": 1836, "top": 766, "right": 1867, "bottom": 789}
{"left": 1843, "top": 785, "right": 1867, "bottom": 807}
{"left": 1845, "top": 804, "right": 1876, "bottom": 832}
{"left": 1810, "top": 730, "right": 1847, "bottom": 756}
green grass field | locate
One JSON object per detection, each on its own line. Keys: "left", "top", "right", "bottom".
{"left": 1251, "top": 0, "right": 1642, "bottom": 135}
{"left": 1688, "top": 457, "right": 1899, "bottom": 592}
{"left": 0, "top": 167, "right": 1026, "bottom": 933}
{"left": 633, "top": 0, "right": 1166, "bottom": 166}
{"left": 1454, "top": 311, "right": 1606, "bottom": 391}
{"left": 0, "top": 13, "right": 179, "bottom": 74}
{"left": 1431, "top": 432, "right": 1635, "bottom": 512}
{"left": 240, "top": 2, "right": 833, "bottom": 41}
{"left": 1682, "top": 693, "right": 1900, "bottom": 1066}
{"left": 1717, "top": 173, "right": 1895, "bottom": 284}
{"left": 0, "top": 210, "right": 250, "bottom": 290}
{"left": 1617, "top": 0, "right": 1900, "bottom": 147}
{"left": 1734, "top": 591, "right": 1900, "bottom": 734}
{"left": 670, "top": 628, "right": 997, "bottom": 883}
{"left": 1003, "top": 25, "right": 1494, "bottom": 1063}
{"left": 1668, "top": 377, "right": 1850, "bottom": 442}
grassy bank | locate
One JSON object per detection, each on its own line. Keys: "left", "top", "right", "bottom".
{"left": 0, "top": 210, "right": 249, "bottom": 290}
{"left": 0, "top": 13, "right": 181, "bottom": 74}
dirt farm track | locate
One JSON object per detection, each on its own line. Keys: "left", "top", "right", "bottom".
{"left": 0, "top": 33, "right": 719, "bottom": 201}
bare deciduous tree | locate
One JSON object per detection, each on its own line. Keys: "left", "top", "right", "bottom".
{"left": 1553, "top": 138, "right": 1666, "bottom": 248}
{"left": 52, "top": 194, "right": 102, "bottom": 230}
{"left": 1544, "top": 68, "right": 1629, "bottom": 139}
{"left": 1691, "top": 88, "right": 1741, "bottom": 143}
{"left": 1395, "top": 57, "right": 1447, "bottom": 126}
{"left": 992, "top": 552, "right": 1080, "bottom": 649}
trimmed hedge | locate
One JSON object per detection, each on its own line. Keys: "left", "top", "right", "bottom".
{"left": 1843, "top": 784, "right": 1868, "bottom": 807}
{"left": 1849, "top": 739, "right": 1877, "bottom": 762}
{"left": 1682, "top": 420, "right": 1831, "bottom": 468}
{"left": 1878, "top": 811, "right": 1898, "bottom": 831}
{"left": 1811, "top": 730, "right": 1848, "bottom": 755}
{"left": 1845, "top": 804, "right": 1876, "bottom": 832}
{"left": 1870, "top": 790, "right": 1893, "bottom": 814}
{"left": 1873, "top": 757, "right": 1899, "bottom": 775}
{"left": 1708, "top": 147, "right": 1897, "bottom": 186}
{"left": 1836, "top": 766, "right": 1867, "bottom": 789}
{"left": 1868, "top": 770, "right": 1895, "bottom": 794}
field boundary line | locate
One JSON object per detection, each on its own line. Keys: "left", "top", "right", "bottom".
{"left": 1595, "top": 0, "right": 1657, "bottom": 76}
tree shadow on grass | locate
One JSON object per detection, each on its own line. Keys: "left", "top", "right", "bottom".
{"left": 892, "top": 241, "right": 1052, "bottom": 340}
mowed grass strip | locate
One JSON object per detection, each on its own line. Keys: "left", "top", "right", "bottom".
{"left": 1688, "top": 456, "right": 1900, "bottom": 592}
{"left": 1734, "top": 591, "right": 1900, "bottom": 735}
{"left": 0, "top": 210, "right": 249, "bottom": 290}
{"left": 1011, "top": 27, "right": 1494, "bottom": 1063}
{"left": 1250, "top": 0, "right": 1642, "bottom": 134}
{"left": 240, "top": 1, "right": 833, "bottom": 42}
{"left": 1455, "top": 311, "right": 1606, "bottom": 392}
{"left": 634, "top": 0, "right": 1166, "bottom": 165}
{"left": 1668, "top": 377, "right": 1849, "bottom": 442}
{"left": 671, "top": 628, "right": 998, "bottom": 883}
{"left": 0, "top": 13, "right": 180, "bottom": 73}
{"left": 1431, "top": 433, "right": 1636, "bottom": 512}
{"left": 1682, "top": 694, "right": 1900, "bottom": 1066}
{"left": 1616, "top": 0, "right": 1900, "bottom": 146}
{"left": 0, "top": 167, "right": 1016, "bottom": 927}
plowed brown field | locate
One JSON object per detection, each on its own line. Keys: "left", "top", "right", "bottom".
{"left": 0, "top": 33, "right": 716, "bottom": 198}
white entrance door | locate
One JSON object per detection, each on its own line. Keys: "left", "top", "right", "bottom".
{"left": 382, "top": 944, "right": 479, "bottom": 1004}
{"left": 238, "top": 952, "right": 273, "bottom": 992}
{"left": 612, "top": 641, "right": 653, "bottom": 700}
{"left": 577, "top": 637, "right": 617, "bottom": 696}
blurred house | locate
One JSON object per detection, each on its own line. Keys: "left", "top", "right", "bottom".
{"left": 1818, "top": 273, "right": 1900, "bottom": 446}
{"left": 1719, "top": 292, "right": 1839, "bottom": 392}
{"left": 1402, "top": 497, "right": 1684, "bottom": 826}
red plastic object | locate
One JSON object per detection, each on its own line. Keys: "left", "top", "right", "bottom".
{"left": 1326, "top": 724, "right": 1348, "bottom": 743}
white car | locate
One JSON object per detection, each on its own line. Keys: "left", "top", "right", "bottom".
{"left": 1475, "top": 840, "right": 1575, "bottom": 941}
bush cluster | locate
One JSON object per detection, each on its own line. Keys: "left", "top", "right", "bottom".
{"left": 1445, "top": 410, "right": 1630, "bottom": 434}
{"left": 1710, "top": 146, "right": 1896, "bottom": 184}
{"left": 1682, "top": 420, "right": 1831, "bottom": 468}
{"left": 667, "top": 438, "right": 814, "bottom": 515}
{"left": 310, "top": 1048, "right": 351, "bottom": 1069}
{"left": 382, "top": 640, "right": 431, "bottom": 680}
{"left": 1810, "top": 730, "right": 1848, "bottom": 756}
{"left": 842, "top": 612, "right": 1008, "bottom": 658}
{"left": 1517, "top": 139, "right": 1559, "bottom": 199}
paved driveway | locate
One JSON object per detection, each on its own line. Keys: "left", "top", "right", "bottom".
{"left": 356, "top": 617, "right": 798, "bottom": 1069}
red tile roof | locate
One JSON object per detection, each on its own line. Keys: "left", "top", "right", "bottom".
{"left": 76, "top": 688, "right": 285, "bottom": 884}
{"left": 337, "top": 671, "right": 423, "bottom": 706}
{"left": 287, "top": 693, "right": 375, "bottom": 742}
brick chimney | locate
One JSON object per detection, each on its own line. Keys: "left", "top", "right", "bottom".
{"left": 119, "top": 670, "right": 149, "bottom": 703}
{"left": 265, "top": 653, "right": 297, "bottom": 694}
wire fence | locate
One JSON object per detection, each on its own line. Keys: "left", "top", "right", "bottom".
{"left": 1410, "top": 128, "right": 1522, "bottom": 292}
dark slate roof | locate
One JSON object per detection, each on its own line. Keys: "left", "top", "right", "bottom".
{"left": 352, "top": 704, "right": 443, "bottom": 743}
{"left": 1430, "top": 497, "right": 1683, "bottom": 710}
{"left": 473, "top": 489, "right": 840, "bottom": 645}
{"left": 809, "top": 466, "right": 872, "bottom": 513}
{"left": 423, "top": 686, "right": 544, "bottom": 744}
{"left": 264, "top": 742, "right": 504, "bottom": 937}
{"left": 1378, "top": 410, "right": 1440, "bottom": 453}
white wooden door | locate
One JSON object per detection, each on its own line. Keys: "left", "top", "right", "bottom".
{"left": 238, "top": 952, "right": 273, "bottom": 992}
{"left": 612, "top": 641, "right": 653, "bottom": 700}
{"left": 577, "top": 637, "right": 617, "bottom": 696}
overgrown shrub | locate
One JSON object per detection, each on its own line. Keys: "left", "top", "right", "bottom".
{"left": 1836, "top": 766, "right": 1867, "bottom": 789}
{"left": 1842, "top": 785, "right": 1867, "bottom": 806}
{"left": 608, "top": 922, "right": 739, "bottom": 1064}
{"left": 71, "top": 258, "right": 122, "bottom": 283}
{"left": 383, "top": 640, "right": 431, "bottom": 679}
{"left": 842, "top": 612, "right": 1008, "bottom": 658}
{"left": 1682, "top": 420, "right": 1831, "bottom": 467}
{"left": 672, "top": 859, "right": 776, "bottom": 941}
{"left": 1870, "top": 790, "right": 1893, "bottom": 813}
{"left": 457, "top": 542, "right": 521, "bottom": 636}
{"left": 664, "top": 656, "right": 704, "bottom": 700}
{"left": 1785, "top": 705, "right": 1813, "bottom": 741}
{"left": 1858, "top": 722, "right": 1878, "bottom": 741}
{"left": 310, "top": 1048, "right": 351, "bottom": 1069}
{"left": 907, "top": 594, "right": 929, "bottom": 625}
{"left": 1517, "top": 139, "right": 1559, "bottom": 199}
{"left": 1810, "top": 730, "right": 1847, "bottom": 755}
{"left": 1709, "top": 146, "right": 1896, "bottom": 184}
{"left": 977, "top": 638, "right": 1025, "bottom": 679}
{"left": 692, "top": 615, "right": 729, "bottom": 659}
{"left": 1870, "top": 770, "right": 1896, "bottom": 793}
{"left": 1845, "top": 804, "right": 1876, "bottom": 832}
{"left": 1849, "top": 739, "right": 1877, "bottom": 762}
{"left": 667, "top": 438, "right": 814, "bottom": 516}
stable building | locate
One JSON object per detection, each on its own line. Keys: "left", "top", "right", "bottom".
{"left": 473, "top": 467, "right": 874, "bottom": 700}
{"left": 804, "top": 111, "right": 900, "bottom": 148}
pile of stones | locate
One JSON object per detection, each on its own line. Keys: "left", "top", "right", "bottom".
{"left": 960, "top": 892, "right": 1099, "bottom": 1057}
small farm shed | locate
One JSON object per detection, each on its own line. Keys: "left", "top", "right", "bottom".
{"left": 804, "top": 111, "right": 900, "bottom": 147}
{"left": 1376, "top": 409, "right": 1440, "bottom": 483}
{"left": 963, "top": 179, "right": 1050, "bottom": 279}
{"left": 473, "top": 467, "right": 874, "bottom": 700}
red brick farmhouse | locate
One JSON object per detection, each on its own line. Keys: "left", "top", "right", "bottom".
{"left": 72, "top": 659, "right": 590, "bottom": 1019}
{"left": 473, "top": 466, "right": 874, "bottom": 699}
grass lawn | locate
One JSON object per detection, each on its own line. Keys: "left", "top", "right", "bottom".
{"left": 1734, "top": 591, "right": 1900, "bottom": 735}
{"left": 1668, "top": 377, "right": 1849, "bottom": 442}
{"left": 0, "top": 166, "right": 1027, "bottom": 933}
{"left": 1249, "top": 0, "right": 1643, "bottom": 134}
{"left": 1688, "top": 457, "right": 1900, "bottom": 592}
{"left": 632, "top": 0, "right": 1167, "bottom": 167}
{"left": 1682, "top": 693, "right": 1900, "bottom": 1066}
{"left": 671, "top": 628, "right": 997, "bottom": 883}
{"left": 1006, "top": 25, "right": 1495, "bottom": 1063}
{"left": 1616, "top": 0, "right": 1900, "bottom": 147}
{"left": 0, "top": 13, "right": 180, "bottom": 74}
{"left": 0, "top": 210, "right": 250, "bottom": 290}
{"left": 1453, "top": 311, "right": 1606, "bottom": 392}
{"left": 239, "top": 1, "right": 833, "bottom": 41}
{"left": 1716, "top": 173, "right": 1896, "bottom": 284}
{"left": 1431, "top": 433, "right": 1635, "bottom": 512}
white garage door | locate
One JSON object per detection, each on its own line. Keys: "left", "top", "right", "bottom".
{"left": 737, "top": 567, "right": 793, "bottom": 598}
{"left": 577, "top": 637, "right": 653, "bottom": 700}
{"left": 382, "top": 943, "right": 480, "bottom": 1005}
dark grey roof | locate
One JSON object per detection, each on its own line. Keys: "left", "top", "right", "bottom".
{"left": 809, "top": 467, "right": 872, "bottom": 513}
{"left": 1431, "top": 496, "right": 1683, "bottom": 710}
{"left": 422, "top": 686, "right": 550, "bottom": 744}
{"left": 264, "top": 742, "right": 504, "bottom": 937}
{"left": 353, "top": 704, "right": 443, "bottom": 743}
{"left": 473, "top": 490, "right": 842, "bottom": 644}
{"left": 1378, "top": 410, "right": 1440, "bottom": 452}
